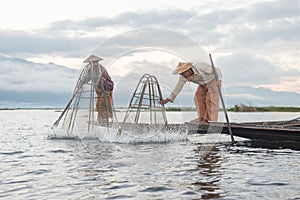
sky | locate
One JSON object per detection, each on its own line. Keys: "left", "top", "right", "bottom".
{"left": 1, "top": 0, "right": 300, "bottom": 98}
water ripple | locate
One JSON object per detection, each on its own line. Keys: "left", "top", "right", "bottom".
{"left": 22, "top": 169, "right": 51, "bottom": 175}
{"left": 140, "top": 186, "right": 173, "bottom": 192}
{"left": 4, "top": 179, "right": 32, "bottom": 185}
{"left": 49, "top": 149, "right": 73, "bottom": 153}
{"left": 247, "top": 180, "right": 289, "bottom": 186}
{"left": 0, "top": 150, "right": 24, "bottom": 155}
{"left": 105, "top": 195, "right": 134, "bottom": 199}
{"left": 106, "top": 184, "right": 135, "bottom": 190}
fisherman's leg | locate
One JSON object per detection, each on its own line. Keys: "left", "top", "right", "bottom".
{"left": 107, "top": 91, "right": 113, "bottom": 118}
{"left": 207, "top": 79, "right": 220, "bottom": 121}
{"left": 197, "top": 84, "right": 208, "bottom": 122}
{"left": 96, "top": 92, "right": 102, "bottom": 123}
{"left": 194, "top": 86, "right": 201, "bottom": 121}
{"left": 96, "top": 91, "right": 100, "bottom": 111}
{"left": 205, "top": 91, "right": 211, "bottom": 121}
{"left": 97, "top": 93, "right": 108, "bottom": 124}
{"left": 98, "top": 100, "right": 104, "bottom": 124}
{"left": 101, "top": 95, "right": 111, "bottom": 123}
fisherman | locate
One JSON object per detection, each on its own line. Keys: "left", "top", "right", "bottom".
{"left": 95, "top": 65, "right": 114, "bottom": 124}
{"left": 84, "top": 55, "right": 114, "bottom": 124}
{"left": 160, "top": 61, "right": 222, "bottom": 123}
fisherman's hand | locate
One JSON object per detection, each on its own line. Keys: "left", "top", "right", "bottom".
{"left": 96, "top": 87, "right": 101, "bottom": 94}
{"left": 160, "top": 98, "right": 171, "bottom": 105}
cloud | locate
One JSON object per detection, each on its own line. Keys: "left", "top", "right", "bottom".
{"left": 216, "top": 50, "right": 300, "bottom": 94}
{"left": 0, "top": 29, "right": 103, "bottom": 57}
{"left": 45, "top": 9, "right": 196, "bottom": 31}
{"left": 111, "top": 61, "right": 196, "bottom": 107}
{"left": 246, "top": 0, "right": 300, "bottom": 21}
{"left": 217, "top": 0, "right": 300, "bottom": 50}
{"left": 0, "top": 55, "right": 78, "bottom": 93}
{"left": 217, "top": 52, "right": 280, "bottom": 86}
{"left": 1, "top": 1, "right": 299, "bottom": 59}
{"left": 2, "top": 54, "right": 300, "bottom": 108}
{"left": 0, "top": 0, "right": 300, "bottom": 101}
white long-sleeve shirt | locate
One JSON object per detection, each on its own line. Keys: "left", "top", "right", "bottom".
{"left": 168, "top": 62, "right": 222, "bottom": 102}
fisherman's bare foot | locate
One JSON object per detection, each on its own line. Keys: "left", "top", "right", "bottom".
{"left": 199, "top": 119, "right": 209, "bottom": 124}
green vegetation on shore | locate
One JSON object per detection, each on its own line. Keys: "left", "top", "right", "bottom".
{"left": 227, "top": 104, "right": 300, "bottom": 112}
{"left": 166, "top": 104, "right": 300, "bottom": 112}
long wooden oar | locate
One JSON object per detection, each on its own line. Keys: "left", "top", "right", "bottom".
{"left": 52, "top": 64, "right": 89, "bottom": 129}
{"left": 51, "top": 91, "right": 79, "bottom": 129}
{"left": 209, "top": 53, "right": 235, "bottom": 145}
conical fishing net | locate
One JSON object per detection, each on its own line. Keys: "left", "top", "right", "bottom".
{"left": 51, "top": 55, "right": 118, "bottom": 139}
{"left": 117, "top": 74, "right": 168, "bottom": 134}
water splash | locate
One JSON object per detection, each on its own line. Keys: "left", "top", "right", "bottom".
{"left": 49, "top": 126, "right": 188, "bottom": 144}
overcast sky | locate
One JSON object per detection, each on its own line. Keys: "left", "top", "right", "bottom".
{"left": 1, "top": 0, "right": 300, "bottom": 95}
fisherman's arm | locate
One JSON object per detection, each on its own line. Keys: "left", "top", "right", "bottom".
{"left": 160, "top": 76, "right": 187, "bottom": 105}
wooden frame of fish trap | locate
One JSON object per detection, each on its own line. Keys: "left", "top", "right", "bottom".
{"left": 117, "top": 74, "right": 168, "bottom": 134}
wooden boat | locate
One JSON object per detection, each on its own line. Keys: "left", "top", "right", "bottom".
{"left": 185, "top": 117, "right": 300, "bottom": 150}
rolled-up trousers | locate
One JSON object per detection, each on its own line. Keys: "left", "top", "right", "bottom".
{"left": 194, "top": 79, "right": 220, "bottom": 122}
{"left": 96, "top": 90, "right": 113, "bottom": 123}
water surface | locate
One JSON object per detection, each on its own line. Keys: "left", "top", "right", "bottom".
{"left": 0, "top": 110, "right": 299, "bottom": 199}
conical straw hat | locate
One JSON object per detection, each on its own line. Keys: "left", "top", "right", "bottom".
{"left": 172, "top": 62, "right": 193, "bottom": 74}
{"left": 84, "top": 55, "right": 103, "bottom": 63}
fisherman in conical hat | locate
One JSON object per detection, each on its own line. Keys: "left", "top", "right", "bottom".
{"left": 84, "top": 55, "right": 114, "bottom": 124}
{"left": 160, "top": 61, "right": 222, "bottom": 123}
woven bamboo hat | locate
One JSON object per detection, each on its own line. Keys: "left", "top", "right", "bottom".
{"left": 172, "top": 62, "right": 193, "bottom": 75}
{"left": 84, "top": 55, "right": 103, "bottom": 63}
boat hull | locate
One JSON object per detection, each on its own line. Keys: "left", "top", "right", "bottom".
{"left": 185, "top": 120, "right": 300, "bottom": 150}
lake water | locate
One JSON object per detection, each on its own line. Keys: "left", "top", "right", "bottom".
{"left": 1, "top": 110, "right": 300, "bottom": 199}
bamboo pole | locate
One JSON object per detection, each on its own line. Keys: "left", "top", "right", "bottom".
{"left": 209, "top": 53, "right": 235, "bottom": 145}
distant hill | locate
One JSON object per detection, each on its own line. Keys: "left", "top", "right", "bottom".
{"left": 0, "top": 54, "right": 78, "bottom": 108}
{"left": 1, "top": 54, "right": 300, "bottom": 108}
{"left": 224, "top": 86, "right": 300, "bottom": 107}
{"left": 0, "top": 90, "right": 72, "bottom": 108}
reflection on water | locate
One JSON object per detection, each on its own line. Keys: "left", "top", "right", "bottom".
{"left": 193, "top": 145, "right": 223, "bottom": 199}
{"left": 238, "top": 140, "right": 300, "bottom": 151}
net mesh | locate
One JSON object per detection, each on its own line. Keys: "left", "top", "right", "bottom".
{"left": 118, "top": 74, "right": 168, "bottom": 134}
{"left": 52, "top": 55, "right": 118, "bottom": 138}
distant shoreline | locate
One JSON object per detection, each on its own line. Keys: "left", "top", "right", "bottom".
{"left": 226, "top": 104, "right": 300, "bottom": 112}
{"left": 1, "top": 106, "right": 300, "bottom": 112}
{"left": 166, "top": 106, "right": 300, "bottom": 112}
